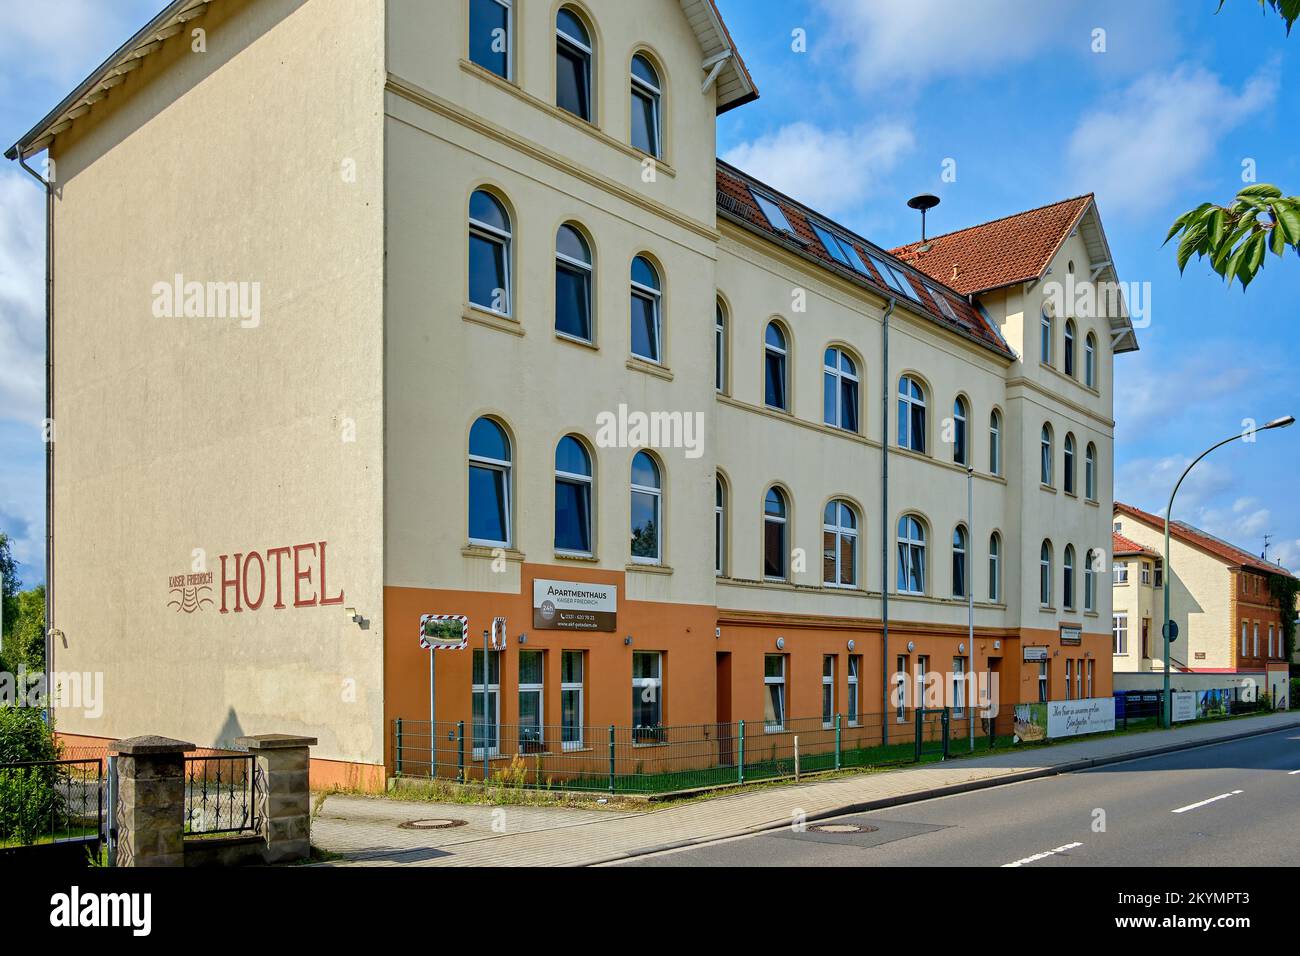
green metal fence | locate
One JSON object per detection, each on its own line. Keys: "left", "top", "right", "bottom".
{"left": 393, "top": 709, "right": 1019, "bottom": 795}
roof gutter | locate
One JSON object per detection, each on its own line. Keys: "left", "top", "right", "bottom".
{"left": 16, "top": 155, "right": 54, "bottom": 715}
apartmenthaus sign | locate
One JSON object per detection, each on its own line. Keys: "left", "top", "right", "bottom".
{"left": 532, "top": 579, "right": 617, "bottom": 632}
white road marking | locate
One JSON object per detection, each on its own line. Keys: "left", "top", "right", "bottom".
{"left": 1289, "top": 770, "right": 1300, "bottom": 775}
{"left": 1001, "top": 841, "right": 1083, "bottom": 867}
{"left": 1171, "top": 790, "right": 1243, "bottom": 813}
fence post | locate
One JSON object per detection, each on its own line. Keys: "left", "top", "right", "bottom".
{"left": 835, "top": 714, "right": 842, "bottom": 770}
{"left": 456, "top": 720, "right": 465, "bottom": 782}
{"left": 738, "top": 720, "right": 746, "bottom": 784}
{"left": 913, "top": 709, "right": 921, "bottom": 763}
{"left": 237, "top": 734, "right": 317, "bottom": 864}
{"left": 608, "top": 725, "right": 616, "bottom": 794}
{"left": 107, "top": 736, "right": 194, "bottom": 867}
{"left": 395, "top": 718, "right": 403, "bottom": 777}
{"left": 942, "top": 709, "right": 950, "bottom": 760}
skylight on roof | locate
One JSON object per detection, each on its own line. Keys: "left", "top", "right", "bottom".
{"left": 867, "top": 254, "right": 920, "bottom": 301}
{"left": 750, "top": 189, "right": 797, "bottom": 236}
{"left": 926, "top": 284, "right": 959, "bottom": 321}
{"left": 812, "top": 223, "right": 872, "bottom": 276}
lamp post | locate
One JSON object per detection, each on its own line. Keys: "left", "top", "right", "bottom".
{"left": 1161, "top": 415, "right": 1294, "bottom": 727}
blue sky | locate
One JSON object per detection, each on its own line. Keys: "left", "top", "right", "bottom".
{"left": 0, "top": 0, "right": 1297, "bottom": 589}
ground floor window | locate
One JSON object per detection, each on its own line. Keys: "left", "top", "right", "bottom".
{"left": 848, "top": 655, "right": 861, "bottom": 726}
{"left": 916, "top": 655, "right": 930, "bottom": 710}
{"left": 518, "top": 649, "right": 544, "bottom": 752}
{"left": 632, "top": 651, "right": 663, "bottom": 735}
{"left": 1075, "top": 658, "right": 1083, "bottom": 699}
{"left": 1086, "top": 659, "right": 1094, "bottom": 698}
{"left": 764, "top": 654, "right": 787, "bottom": 732}
{"left": 895, "top": 654, "right": 907, "bottom": 721}
{"left": 1038, "top": 661, "right": 1048, "bottom": 703}
{"left": 952, "top": 656, "right": 966, "bottom": 717}
{"left": 561, "top": 650, "right": 584, "bottom": 751}
{"left": 1065, "top": 659, "right": 1073, "bottom": 700}
{"left": 472, "top": 649, "right": 501, "bottom": 757}
{"left": 822, "top": 655, "right": 835, "bottom": 727}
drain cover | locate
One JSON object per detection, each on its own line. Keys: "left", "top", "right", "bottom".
{"left": 809, "top": 823, "right": 878, "bottom": 834}
{"left": 399, "top": 818, "right": 467, "bottom": 830}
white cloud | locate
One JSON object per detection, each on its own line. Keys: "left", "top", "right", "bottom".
{"left": 0, "top": 170, "right": 45, "bottom": 424}
{"left": 721, "top": 121, "right": 914, "bottom": 218}
{"left": 1116, "top": 455, "right": 1233, "bottom": 518}
{"left": 0, "top": 0, "right": 150, "bottom": 87}
{"left": 1065, "top": 64, "right": 1278, "bottom": 213}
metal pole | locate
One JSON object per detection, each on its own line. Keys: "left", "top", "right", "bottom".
{"left": 1160, "top": 417, "right": 1293, "bottom": 727}
{"left": 482, "top": 629, "right": 490, "bottom": 784}
{"left": 968, "top": 465, "right": 975, "bottom": 752}
{"left": 880, "top": 296, "right": 896, "bottom": 747}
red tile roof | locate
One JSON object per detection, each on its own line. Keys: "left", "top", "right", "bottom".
{"left": 890, "top": 195, "right": 1094, "bottom": 297}
{"left": 716, "top": 161, "right": 1014, "bottom": 359}
{"left": 1114, "top": 502, "right": 1295, "bottom": 578}
{"left": 1112, "top": 531, "right": 1158, "bottom": 558}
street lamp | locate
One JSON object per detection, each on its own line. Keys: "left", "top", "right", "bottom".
{"left": 1161, "top": 415, "right": 1294, "bottom": 726}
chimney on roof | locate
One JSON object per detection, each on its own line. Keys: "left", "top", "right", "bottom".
{"left": 907, "top": 194, "right": 940, "bottom": 251}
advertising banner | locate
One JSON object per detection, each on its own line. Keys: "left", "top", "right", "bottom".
{"left": 1016, "top": 697, "right": 1116, "bottom": 742}
{"left": 1172, "top": 691, "right": 1196, "bottom": 722}
{"left": 532, "top": 579, "right": 617, "bottom": 632}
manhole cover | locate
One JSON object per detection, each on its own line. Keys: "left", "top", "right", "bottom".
{"left": 809, "top": 823, "right": 877, "bottom": 834}
{"left": 399, "top": 818, "right": 467, "bottom": 830}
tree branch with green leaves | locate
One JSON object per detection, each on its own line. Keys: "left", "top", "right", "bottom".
{"left": 1218, "top": 0, "right": 1299, "bottom": 34}
{"left": 1164, "top": 185, "right": 1300, "bottom": 290}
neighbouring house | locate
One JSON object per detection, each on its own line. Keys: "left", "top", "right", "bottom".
{"left": 6, "top": 0, "right": 1137, "bottom": 788}
{"left": 1111, "top": 502, "right": 1293, "bottom": 707}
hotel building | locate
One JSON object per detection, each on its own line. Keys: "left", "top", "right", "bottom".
{"left": 7, "top": 0, "right": 1137, "bottom": 787}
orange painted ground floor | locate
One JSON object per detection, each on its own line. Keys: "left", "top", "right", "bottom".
{"left": 382, "top": 565, "right": 1113, "bottom": 783}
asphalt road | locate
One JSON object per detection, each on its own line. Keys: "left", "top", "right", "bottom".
{"left": 612, "top": 725, "right": 1300, "bottom": 867}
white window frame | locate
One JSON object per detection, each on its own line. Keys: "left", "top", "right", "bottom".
{"left": 468, "top": 425, "right": 512, "bottom": 548}
{"left": 1253, "top": 622, "right": 1259, "bottom": 657}
{"left": 470, "top": 0, "right": 513, "bottom": 80}
{"left": 468, "top": 194, "right": 512, "bottom": 317}
{"left": 1114, "top": 562, "right": 1129, "bottom": 585}
{"left": 1085, "top": 333, "right": 1097, "bottom": 388}
{"left": 517, "top": 649, "right": 545, "bottom": 753}
{"left": 556, "top": 8, "right": 594, "bottom": 122}
{"left": 952, "top": 524, "right": 968, "bottom": 599}
{"left": 988, "top": 532, "right": 1001, "bottom": 603}
{"left": 895, "top": 654, "right": 907, "bottom": 722}
{"left": 764, "top": 654, "right": 787, "bottom": 732}
{"left": 629, "top": 54, "right": 661, "bottom": 158}
{"left": 764, "top": 488, "right": 789, "bottom": 582}
{"left": 714, "top": 477, "right": 726, "bottom": 576}
{"left": 952, "top": 656, "right": 966, "bottom": 717}
{"left": 631, "top": 650, "right": 663, "bottom": 730}
{"left": 555, "top": 225, "right": 594, "bottom": 344}
{"left": 1113, "top": 613, "right": 1129, "bottom": 655}
{"left": 953, "top": 396, "right": 969, "bottom": 465}
{"left": 1064, "top": 319, "right": 1076, "bottom": 377}
{"left": 630, "top": 259, "right": 662, "bottom": 364}
{"left": 764, "top": 322, "right": 789, "bottom": 412}
{"left": 1038, "top": 661, "right": 1049, "bottom": 702}
{"left": 822, "top": 655, "right": 835, "bottom": 729}
{"left": 1065, "top": 658, "right": 1073, "bottom": 700}
{"left": 715, "top": 302, "right": 727, "bottom": 393}
{"left": 1063, "top": 434, "right": 1076, "bottom": 494}
{"left": 897, "top": 514, "right": 927, "bottom": 595}
{"left": 554, "top": 437, "right": 593, "bottom": 557}
{"left": 1241, "top": 621, "right": 1248, "bottom": 657}
{"left": 898, "top": 376, "right": 927, "bottom": 453}
{"left": 1040, "top": 425, "right": 1053, "bottom": 486}
{"left": 1084, "top": 550, "right": 1096, "bottom": 612}
{"left": 989, "top": 410, "right": 1002, "bottom": 475}
{"left": 1063, "top": 545, "right": 1076, "bottom": 610}
{"left": 847, "top": 656, "right": 860, "bottom": 726}
{"left": 1086, "top": 659, "right": 1094, "bottom": 698}
{"left": 823, "top": 499, "right": 858, "bottom": 588}
{"left": 630, "top": 454, "right": 662, "bottom": 565}
{"left": 1085, "top": 444, "right": 1097, "bottom": 500}
{"left": 561, "top": 650, "right": 584, "bottom": 752}
{"left": 472, "top": 649, "right": 501, "bottom": 759}
{"left": 823, "top": 347, "right": 859, "bottom": 431}
{"left": 1040, "top": 310, "right": 1053, "bottom": 365}
{"left": 1040, "top": 541, "right": 1053, "bottom": 607}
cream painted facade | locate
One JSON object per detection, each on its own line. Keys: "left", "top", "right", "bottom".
{"left": 1111, "top": 507, "right": 1291, "bottom": 705}
{"left": 12, "top": 0, "right": 1134, "bottom": 779}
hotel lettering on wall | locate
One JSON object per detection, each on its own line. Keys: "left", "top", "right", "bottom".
{"left": 532, "top": 579, "right": 617, "bottom": 632}
{"left": 215, "top": 541, "right": 345, "bottom": 613}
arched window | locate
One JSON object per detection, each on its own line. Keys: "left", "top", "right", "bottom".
{"left": 1084, "top": 549, "right": 1097, "bottom": 612}
{"left": 468, "top": 190, "right": 511, "bottom": 315}
{"left": 1085, "top": 443, "right": 1098, "bottom": 501}
{"left": 952, "top": 524, "right": 969, "bottom": 598}
{"left": 823, "top": 347, "right": 859, "bottom": 432}
{"left": 1040, "top": 424, "right": 1054, "bottom": 486}
{"left": 1085, "top": 332, "right": 1097, "bottom": 388}
{"left": 630, "top": 452, "right": 662, "bottom": 563}
{"left": 1064, "top": 319, "right": 1076, "bottom": 377}
{"left": 555, "top": 435, "right": 592, "bottom": 554}
{"left": 468, "top": 417, "right": 511, "bottom": 545}
{"left": 1039, "top": 540, "right": 1053, "bottom": 607}
{"left": 1063, "top": 433, "right": 1077, "bottom": 495}
{"left": 469, "top": 0, "right": 512, "bottom": 78}
{"left": 715, "top": 300, "right": 727, "bottom": 393}
{"left": 988, "top": 532, "right": 1002, "bottom": 603}
{"left": 952, "top": 396, "right": 969, "bottom": 465}
{"left": 1040, "top": 309, "right": 1053, "bottom": 365}
{"left": 989, "top": 409, "right": 1002, "bottom": 475}
{"left": 1063, "top": 544, "right": 1076, "bottom": 610}
{"left": 555, "top": 223, "right": 592, "bottom": 341}
{"left": 715, "top": 475, "right": 727, "bottom": 576}
{"left": 556, "top": 7, "right": 593, "bottom": 121}
{"left": 764, "top": 487, "right": 789, "bottom": 580}
{"left": 764, "top": 322, "right": 789, "bottom": 411}
{"left": 823, "top": 499, "right": 858, "bottom": 587}
{"left": 630, "top": 255, "right": 662, "bottom": 363}
{"left": 630, "top": 54, "right": 661, "bottom": 157}
{"left": 897, "top": 514, "right": 926, "bottom": 594}
{"left": 898, "top": 375, "right": 926, "bottom": 453}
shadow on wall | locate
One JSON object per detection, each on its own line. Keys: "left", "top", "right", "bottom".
{"left": 214, "top": 707, "right": 245, "bottom": 751}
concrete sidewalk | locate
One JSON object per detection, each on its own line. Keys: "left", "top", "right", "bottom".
{"left": 311, "top": 712, "right": 1300, "bottom": 867}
